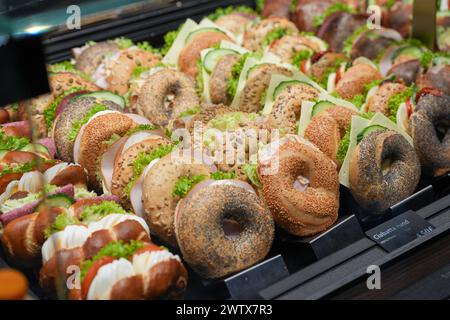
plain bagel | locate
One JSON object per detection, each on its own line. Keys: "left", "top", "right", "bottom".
{"left": 349, "top": 129, "right": 421, "bottom": 212}
{"left": 174, "top": 179, "right": 274, "bottom": 279}
{"left": 259, "top": 136, "right": 340, "bottom": 236}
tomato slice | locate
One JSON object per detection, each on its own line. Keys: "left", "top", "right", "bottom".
{"left": 415, "top": 87, "right": 443, "bottom": 103}
{"left": 301, "top": 60, "right": 308, "bottom": 73}
{"left": 335, "top": 67, "right": 342, "bottom": 85}
{"left": 81, "top": 256, "right": 115, "bottom": 299}
{"left": 405, "top": 97, "right": 412, "bottom": 118}
{"left": 134, "top": 243, "right": 163, "bottom": 256}
{"left": 311, "top": 51, "right": 328, "bottom": 64}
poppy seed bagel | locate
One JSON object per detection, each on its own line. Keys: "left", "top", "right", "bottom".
{"left": 111, "top": 136, "right": 171, "bottom": 209}
{"left": 268, "top": 83, "right": 320, "bottom": 133}
{"left": 304, "top": 106, "right": 357, "bottom": 166}
{"left": 366, "top": 82, "right": 407, "bottom": 115}
{"left": 239, "top": 64, "right": 293, "bottom": 113}
{"left": 209, "top": 54, "right": 240, "bottom": 105}
{"left": 142, "top": 154, "right": 213, "bottom": 246}
{"left": 335, "top": 64, "right": 383, "bottom": 100}
{"left": 174, "top": 179, "right": 274, "bottom": 279}
{"left": 77, "top": 112, "right": 136, "bottom": 191}
{"left": 243, "top": 17, "right": 299, "bottom": 52}
{"left": 74, "top": 42, "right": 119, "bottom": 76}
{"left": 107, "top": 48, "right": 161, "bottom": 95}
{"left": 349, "top": 129, "right": 421, "bottom": 213}
{"left": 178, "top": 31, "right": 232, "bottom": 78}
{"left": 53, "top": 96, "right": 122, "bottom": 162}
{"left": 259, "top": 136, "right": 340, "bottom": 236}
{"left": 410, "top": 94, "right": 450, "bottom": 177}
{"left": 135, "top": 69, "right": 199, "bottom": 127}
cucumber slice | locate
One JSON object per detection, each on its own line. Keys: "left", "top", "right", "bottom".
{"left": 432, "top": 56, "right": 450, "bottom": 66}
{"left": 273, "top": 80, "right": 313, "bottom": 100}
{"left": 392, "top": 46, "right": 423, "bottom": 62}
{"left": 203, "top": 48, "right": 239, "bottom": 74}
{"left": 36, "top": 194, "right": 75, "bottom": 211}
{"left": 80, "top": 91, "right": 126, "bottom": 109}
{"left": 311, "top": 101, "right": 335, "bottom": 117}
{"left": 185, "top": 28, "right": 225, "bottom": 44}
{"left": 19, "top": 143, "right": 50, "bottom": 156}
{"left": 356, "top": 125, "right": 386, "bottom": 144}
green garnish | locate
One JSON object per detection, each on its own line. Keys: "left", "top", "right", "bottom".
{"left": 136, "top": 41, "right": 160, "bottom": 54}
{"left": 351, "top": 94, "right": 365, "bottom": 109}
{"left": 43, "top": 86, "right": 86, "bottom": 129}
{"left": 313, "top": 3, "right": 354, "bottom": 28}
{"left": 242, "top": 163, "right": 261, "bottom": 188}
{"left": 210, "top": 112, "right": 244, "bottom": 131}
{"left": 387, "top": 86, "right": 414, "bottom": 122}
{"left": 263, "top": 27, "right": 289, "bottom": 47}
{"left": 0, "top": 160, "right": 36, "bottom": 178}
{"left": 0, "top": 130, "right": 30, "bottom": 151}
{"left": 318, "top": 57, "right": 347, "bottom": 88}
{"left": 125, "top": 124, "right": 156, "bottom": 136}
{"left": 179, "top": 106, "right": 201, "bottom": 118}
{"left": 131, "top": 66, "right": 150, "bottom": 79}
{"left": 47, "top": 61, "right": 90, "bottom": 80}
{"left": 172, "top": 175, "right": 206, "bottom": 198}
{"left": 336, "top": 125, "right": 351, "bottom": 164}
{"left": 124, "top": 144, "right": 174, "bottom": 196}
{"left": 292, "top": 50, "right": 312, "bottom": 68}
{"left": 289, "top": 0, "right": 299, "bottom": 13}
{"left": 68, "top": 103, "right": 108, "bottom": 142}
{"left": 9, "top": 103, "right": 18, "bottom": 111}
{"left": 342, "top": 25, "right": 368, "bottom": 55}
{"left": 360, "top": 111, "right": 375, "bottom": 120}
{"left": 364, "top": 79, "right": 383, "bottom": 93}
{"left": 44, "top": 212, "right": 79, "bottom": 239}
{"left": 80, "top": 240, "right": 144, "bottom": 283}
{"left": 386, "top": 0, "right": 395, "bottom": 9}
{"left": 80, "top": 201, "right": 128, "bottom": 223}
{"left": 227, "top": 53, "right": 249, "bottom": 99}
{"left": 420, "top": 50, "right": 433, "bottom": 69}
{"left": 160, "top": 24, "right": 183, "bottom": 56}
{"left": 196, "top": 58, "right": 204, "bottom": 96}
{"left": 114, "top": 37, "right": 134, "bottom": 49}
{"left": 208, "top": 5, "right": 256, "bottom": 21}
{"left": 210, "top": 171, "right": 236, "bottom": 180}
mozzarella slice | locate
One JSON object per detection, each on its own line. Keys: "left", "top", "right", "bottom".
{"left": 87, "top": 213, "right": 150, "bottom": 235}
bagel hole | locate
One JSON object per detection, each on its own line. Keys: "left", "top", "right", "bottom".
{"left": 434, "top": 120, "right": 449, "bottom": 142}
{"left": 163, "top": 93, "right": 175, "bottom": 117}
{"left": 381, "top": 157, "right": 395, "bottom": 176}
{"left": 221, "top": 216, "right": 242, "bottom": 239}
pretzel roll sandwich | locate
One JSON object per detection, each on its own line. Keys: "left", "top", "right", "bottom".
{"left": 53, "top": 93, "right": 125, "bottom": 162}
{"left": 110, "top": 131, "right": 171, "bottom": 209}
{"left": 349, "top": 129, "right": 420, "bottom": 213}
{"left": 71, "top": 240, "right": 187, "bottom": 300}
{"left": 135, "top": 68, "right": 199, "bottom": 127}
{"left": 258, "top": 135, "right": 340, "bottom": 236}
{"left": 304, "top": 104, "right": 357, "bottom": 166}
{"left": 410, "top": 92, "right": 450, "bottom": 177}
{"left": 142, "top": 151, "right": 214, "bottom": 246}
{"left": 178, "top": 29, "right": 232, "bottom": 78}
{"left": 39, "top": 207, "right": 151, "bottom": 293}
{"left": 175, "top": 179, "right": 274, "bottom": 279}
{"left": 239, "top": 63, "right": 293, "bottom": 112}
{"left": 73, "top": 111, "right": 151, "bottom": 191}
{"left": 18, "top": 65, "right": 99, "bottom": 138}
{"left": 268, "top": 81, "right": 320, "bottom": 133}
{"left": 243, "top": 17, "right": 299, "bottom": 52}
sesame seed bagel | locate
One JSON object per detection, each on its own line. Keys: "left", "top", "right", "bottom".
{"left": 259, "top": 136, "right": 340, "bottom": 236}
{"left": 107, "top": 48, "right": 161, "bottom": 95}
{"left": 174, "top": 179, "right": 274, "bottom": 279}
{"left": 135, "top": 69, "right": 199, "bottom": 127}
{"left": 268, "top": 35, "right": 317, "bottom": 64}
{"left": 366, "top": 82, "right": 407, "bottom": 115}
{"left": 304, "top": 106, "right": 357, "bottom": 166}
{"left": 410, "top": 93, "right": 450, "bottom": 177}
{"left": 111, "top": 135, "right": 171, "bottom": 209}
{"left": 74, "top": 42, "right": 119, "bottom": 76}
{"left": 335, "top": 64, "right": 383, "bottom": 100}
{"left": 209, "top": 54, "right": 240, "bottom": 105}
{"left": 239, "top": 64, "right": 293, "bottom": 113}
{"left": 77, "top": 112, "right": 136, "bottom": 191}
{"left": 54, "top": 96, "right": 122, "bottom": 162}
{"left": 178, "top": 31, "right": 232, "bottom": 78}
{"left": 349, "top": 129, "right": 421, "bottom": 213}
{"left": 243, "top": 17, "right": 299, "bottom": 52}
{"left": 142, "top": 153, "right": 213, "bottom": 246}
{"left": 268, "top": 83, "right": 320, "bottom": 133}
